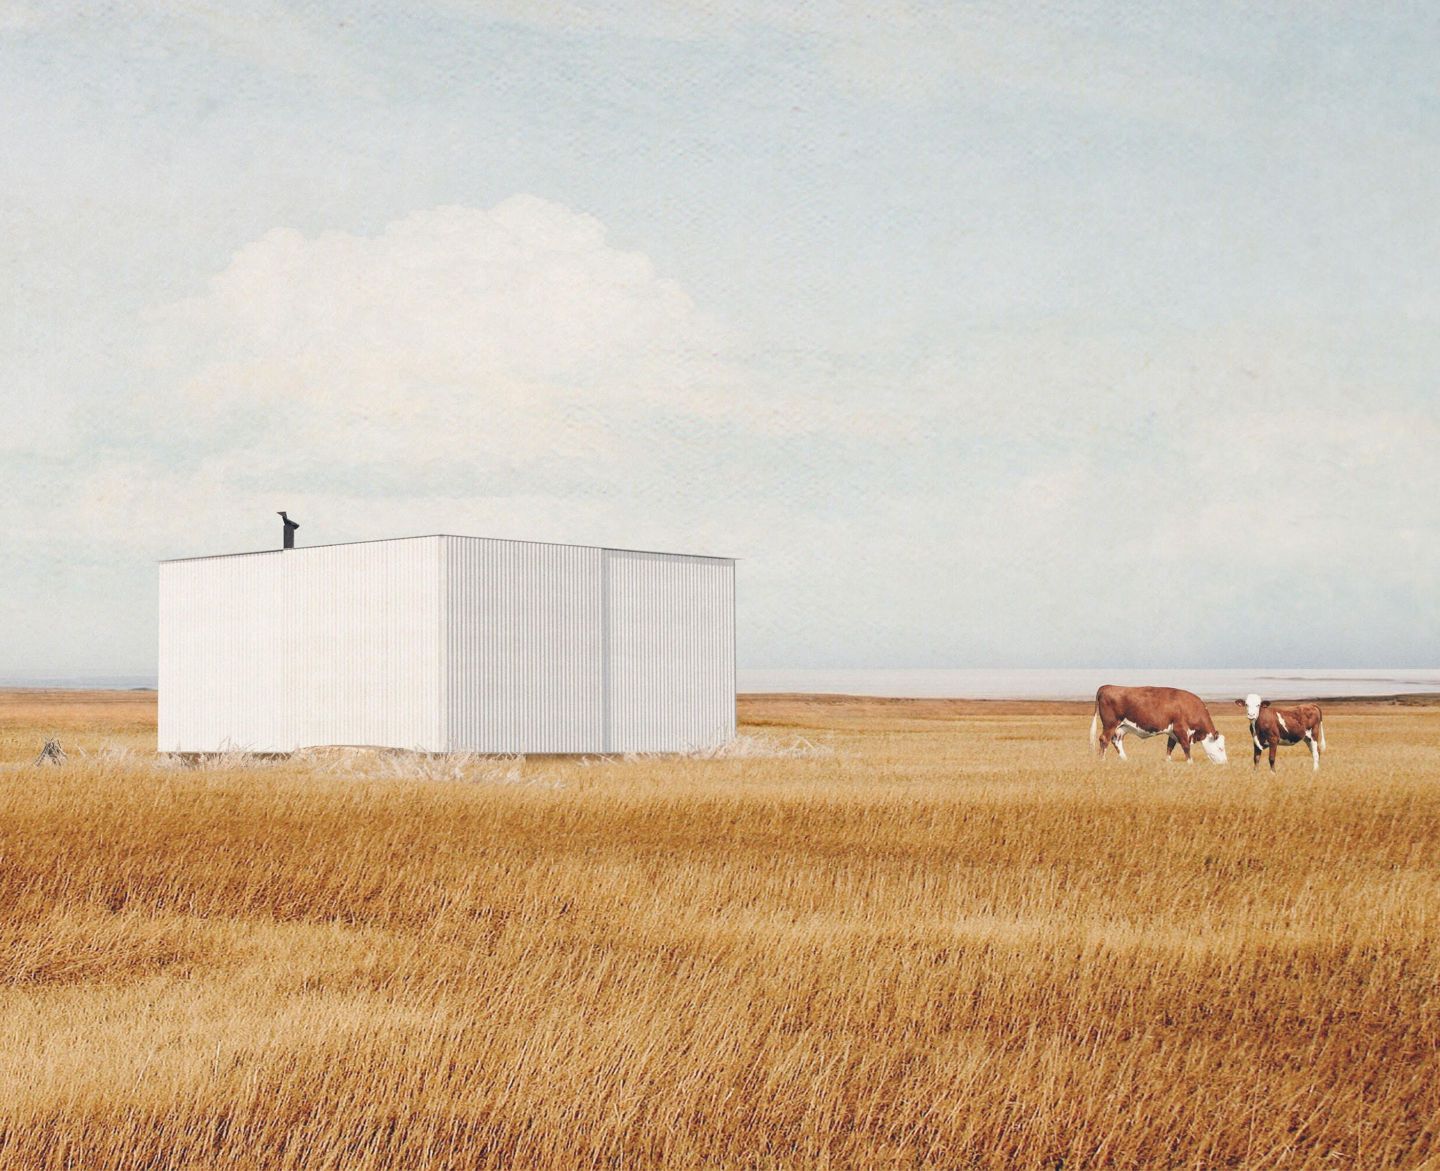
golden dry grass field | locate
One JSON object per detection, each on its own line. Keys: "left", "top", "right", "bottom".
{"left": 2, "top": 688, "right": 1439, "bottom": 1169}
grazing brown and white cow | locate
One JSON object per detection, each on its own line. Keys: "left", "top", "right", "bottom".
{"left": 1090, "top": 685, "right": 1228, "bottom": 764}
{"left": 1235, "top": 694, "right": 1326, "bottom": 772}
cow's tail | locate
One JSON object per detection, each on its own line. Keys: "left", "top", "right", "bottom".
{"left": 1318, "top": 719, "right": 1327, "bottom": 752}
{"left": 1089, "top": 707, "right": 1100, "bottom": 749}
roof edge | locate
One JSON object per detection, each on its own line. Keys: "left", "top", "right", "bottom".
{"left": 159, "top": 533, "right": 736, "bottom": 564}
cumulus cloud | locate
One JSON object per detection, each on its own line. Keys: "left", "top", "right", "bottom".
{"left": 136, "top": 193, "right": 913, "bottom": 516}
{"left": 1, "top": 192, "right": 905, "bottom": 587}
{"left": 142, "top": 196, "right": 743, "bottom": 480}
{"left": 155, "top": 197, "right": 706, "bottom": 387}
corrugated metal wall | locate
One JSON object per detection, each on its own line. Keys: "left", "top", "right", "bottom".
{"left": 160, "top": 535, "right": 735, "bottom": 755}
{"left": 159, "top": 538, "right": 445, "bottom": 752}
{"left": 443, "top": 537, "right": 604, "bottom": 753}
{"left": 603, "top": 550, "right": 736, "bottom": 753}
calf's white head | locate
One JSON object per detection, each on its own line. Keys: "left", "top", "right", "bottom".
{"left": 1201, "top": 732, "right": 1227, "bottom": 764}
{"left": 1236, "top": 694, "right": 1268, "bottom": 720}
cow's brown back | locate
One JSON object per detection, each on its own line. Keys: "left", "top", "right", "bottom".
{"left": 1096, "top": 685, "right": 1219, "bottom": 737}
{"left": 1259, "top": 703, "right": 1323, "bottom": 744}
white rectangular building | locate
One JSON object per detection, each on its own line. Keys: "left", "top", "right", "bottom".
{"left": 158, "top": 535, "right": 735, "bottom": 754}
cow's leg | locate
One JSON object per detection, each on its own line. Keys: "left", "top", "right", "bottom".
{"left": 1268, "top": 741, "right": 1278, "bottom": 772}
{"left": 1306, "top": 732, "right": 1319, "bottom": 772}
{"left": 1164, "top": 733, "right": 1177, "bottom": 762}
{"left": 1114, "top": 726, "right": 1128, "bottom": 761}
{"left": 1253, "top": 738, "right": 1262, "bottom": 769}
{"left": 1096, "top": 722, "right": 1114, "bottom": 759}
{"left": 1175, "top": 726, "right": 1194, "bottom": 764}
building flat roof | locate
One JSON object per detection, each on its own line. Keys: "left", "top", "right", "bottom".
{"left": 159, "top": 533, "right": 735, "bottom": 564}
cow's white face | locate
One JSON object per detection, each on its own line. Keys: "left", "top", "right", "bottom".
{"left": 1202, "top": 733, "right": 1228, "bottom": 764}
{"left": 1243, "top": 693, "right": 1262, "bottom": 720}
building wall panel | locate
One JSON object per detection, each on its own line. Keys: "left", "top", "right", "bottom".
{"left": 444, "top": 537, "right": 604, "bottom": 753}
{"left": 159, "top": 538, "right": 444, "bottom": 752}
{"left": 603, "top": 551, "right": 735, "bottom": 753}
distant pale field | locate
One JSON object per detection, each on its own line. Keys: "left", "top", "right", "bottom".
{"left": 1, "top": 690, "right": 1438, "bottom": 1169}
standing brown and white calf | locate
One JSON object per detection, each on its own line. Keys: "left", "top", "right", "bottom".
{"left": 1090, "top": 685, "right": 1228, "bottom": 764}
{"left": 1235, "top": 694, "right": 1326, "bottom": 771}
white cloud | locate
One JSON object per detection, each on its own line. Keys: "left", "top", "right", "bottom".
{"left": 138, "top": 194, "right": 914, "bottom": 511}
{"left": 157, "top": 198, "right": 705, "bottom": 383}
{"left": 0, "top": 192, "right": 915, "bottom": 599}
{"left": 143, "top": 196, "right": 740, "bottom": 474}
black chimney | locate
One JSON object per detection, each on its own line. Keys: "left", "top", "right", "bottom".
{"left": 278, "top": 511, "right": 299, "bottom": 550}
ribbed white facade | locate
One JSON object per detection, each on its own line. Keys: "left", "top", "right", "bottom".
{"left": 158, "top": 535, "right": 735, "bottom": 754}
{"left": 445, "top": 537, "right": 604, "bottom": 754}
{"left": 603, "top": 550, "right": 736, "bottom": 753}
{"left": 158, "top": 539, "right": 445, "bottom": 753}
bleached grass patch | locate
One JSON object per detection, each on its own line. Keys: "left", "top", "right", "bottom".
{"left": 154, "top": 750, "right": 289, "bottom": 772}
{"left": 85, "top": 744, "right": 147, "bottom": 768}
{"left": 29, "top": 736, "right": 832, "bottom": 785}
{"left": 295, "top": 748, "right": 530, "bottom": 786}
{"left": 688, "top": 733, "right": 832, "bottom": 759}
{"left": 575, "top": 734, "right": 834, "bottom": 765}
{"left": 140, "top": 747, "right": 553, "bottom": 787}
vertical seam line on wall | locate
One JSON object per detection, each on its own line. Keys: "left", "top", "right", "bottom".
{"left": 600, "top": 547, "right": 611, "bottom": 754}
{"left": 437, "top": 535, "right": 450, "bottom": 753}
{"left": 156, "top": 565, "right": 164, "bottom": 752}
{"left": 730, "top": 560, "right": 737, "bottom": 738}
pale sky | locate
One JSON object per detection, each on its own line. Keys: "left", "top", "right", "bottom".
{"left": 3, "top": 2, "right": 1438, "bottom": 676}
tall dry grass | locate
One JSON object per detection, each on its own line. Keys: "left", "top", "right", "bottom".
{"left": 1, "top": 688, "right": 1438, "bottom": 1168}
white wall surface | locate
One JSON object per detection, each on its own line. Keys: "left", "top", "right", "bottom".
{"left": 444, "top": 537, "right": 604, "bottom": 753}
{"left": 159, "top": 538, "right": 444, "bottom": 752}
{"left": 603, "top": 550, "right": 736, "bottom": 752}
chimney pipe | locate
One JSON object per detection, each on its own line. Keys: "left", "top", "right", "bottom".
{"left": 278, "top": 511, "right": 299, "bottom": 550}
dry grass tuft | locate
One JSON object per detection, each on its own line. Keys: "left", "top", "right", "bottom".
{"left": 685, "top": 732, "right": 832, "bottom": 759}
{"left": 0, "top": 689, "right": 1437, "bottom": 1168}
